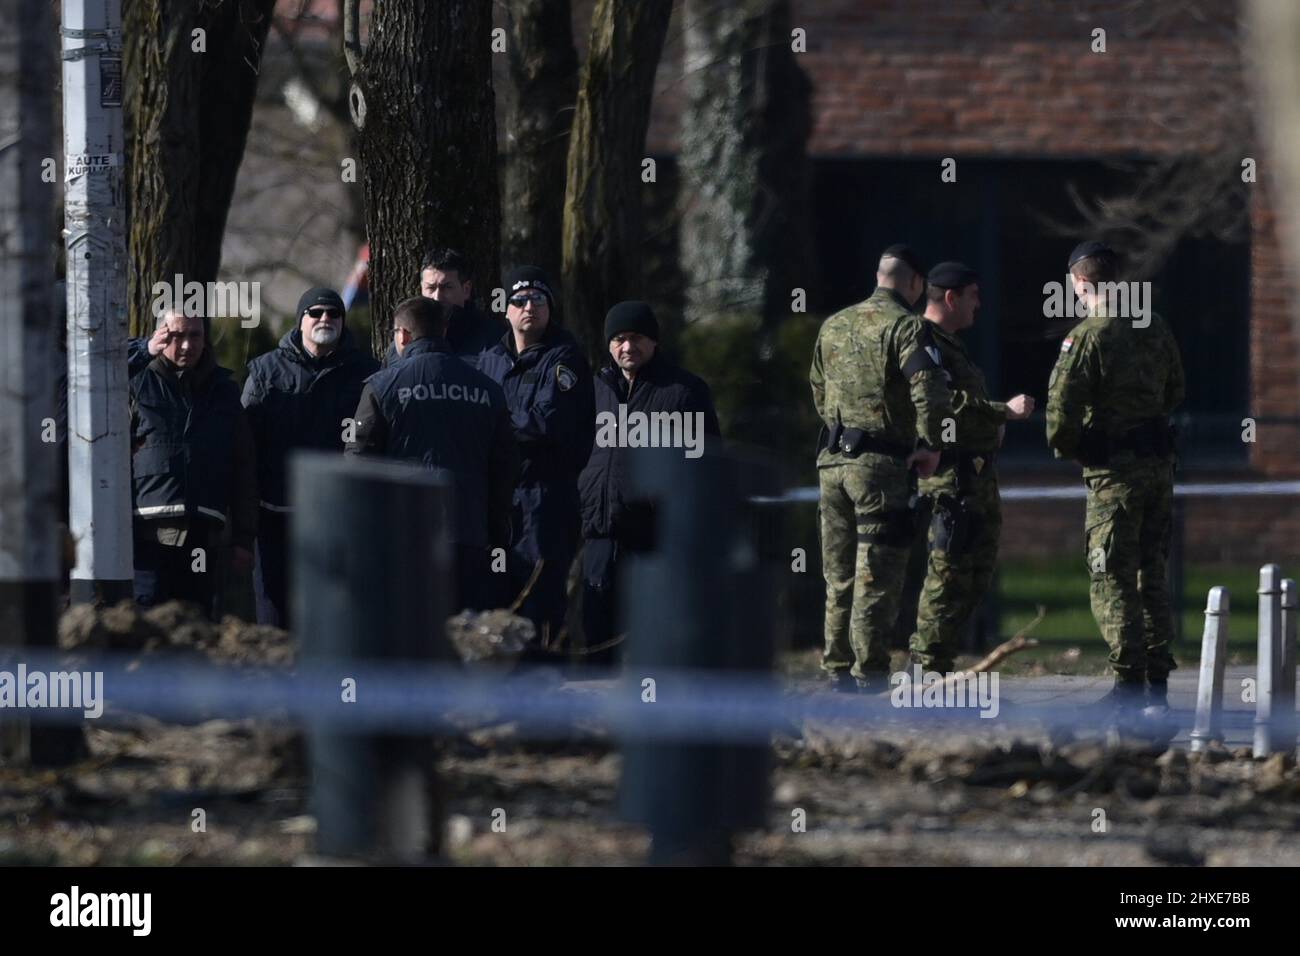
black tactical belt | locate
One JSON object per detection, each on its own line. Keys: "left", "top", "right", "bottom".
{"left": 1079, "top": 417, "right": 1175, "bottom": 466}
{"left": 824, "top": 421, "right": 911, "bottom": 461}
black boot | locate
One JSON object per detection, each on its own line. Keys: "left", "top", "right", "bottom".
{"left": 1145, "top": 679, "right": 1169, "bottom": 713}
{"left": 1092, "top": 678, "right": 1146, "bottom": 726}
{"left": 1140, "top": 679, "right": 1177, "bottom": 742}
{"left": 826, "top": 669, "right": 857, "bottom": 694}
{"left": 854, "top": 672, "right": 891, "bottom": 695}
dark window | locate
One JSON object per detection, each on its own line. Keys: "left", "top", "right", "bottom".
{"left": 811, "top": 158, "right": 1250, "bottom": 469}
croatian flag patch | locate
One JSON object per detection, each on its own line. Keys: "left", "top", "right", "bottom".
{"left": 1060, "top": 337, "right": 1074, "bottom": 352}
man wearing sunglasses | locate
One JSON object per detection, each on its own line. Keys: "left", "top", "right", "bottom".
{"left": 242, "top": 287, "right": 379, "bottom": 626}
{"left": 479, "top": 266, "right": 596, "bottom": 653}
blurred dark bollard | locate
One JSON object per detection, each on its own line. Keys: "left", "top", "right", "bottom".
{"left": 293, "top": 453, "right": 454, "bottom": 862}
{"left": 620, "top": 445, "right": 778, "bottom": 865}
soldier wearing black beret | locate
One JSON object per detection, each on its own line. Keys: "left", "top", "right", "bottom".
{"left": 906, "top": 262, "right": 1034, "bottom": 675}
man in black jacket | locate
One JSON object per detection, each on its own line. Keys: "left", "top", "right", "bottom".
{"left": 130, "top": 310, "right": 258, "bottom": 616}
{"left": 241, "top": 287, "right": 379, "bottom": 627}
{"left": 382, "top": 248, "right": 505, "bottom": 370}
{"left": 348, "top": 296, "right": 518, "bottom": 612}
{"left": 578, "top": 301, "right": 721, "bottom": 664}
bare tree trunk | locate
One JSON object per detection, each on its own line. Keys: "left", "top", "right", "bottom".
{"left": 124, "top": 0, "right": 276, "bottom": 336}
{"left": 500, "top": 0, "right": 578, "bottom": 280}
{"left": 561, "top": 0, "right": 671, "bottom": 356}
{"left": 0, "top": 0, "right": 79, "bottom": 763}
{"left": 679, "top": 0, "right": 814, "bottom": 328}
{"left": 1246, "top": 0, "right": 1300, "bottom": 466}
{"left": 346, "top": 0, "right": 501, "bottom": 356}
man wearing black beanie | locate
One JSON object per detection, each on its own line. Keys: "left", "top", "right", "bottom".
{"left": 241, "top": 286, "right": 379, "bottom": 626}
{"left": 479, "top": 266, "right": 596, "bottom": 653}
{"left": 577, "top": 301, "right": 720, "bottom": 666}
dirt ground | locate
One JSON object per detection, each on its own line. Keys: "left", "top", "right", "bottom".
{"left": 1, "top": 602, "right": 1298, "bottom": 866}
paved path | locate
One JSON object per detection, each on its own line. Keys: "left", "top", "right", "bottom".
{"left": 994, "top": 666, "right": 1285, "bottom": 750}
{"left": 559, "top": 667, "right": 1298, "bottom": 752}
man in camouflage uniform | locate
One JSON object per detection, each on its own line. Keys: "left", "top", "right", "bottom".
{"left": 909, "top": 263, "right": 1035, "bottom": 674}
{"left": 1046, "top": 241, "right": 1184, "bottom": 718}
{"left": 810, "top": 245, "right": 954, "bottom": 692}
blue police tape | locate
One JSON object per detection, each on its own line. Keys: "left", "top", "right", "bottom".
{"left": 0, "top": 650, "right": 1228, "bottom": 743}
{"left": 751, "top": 480, "right": 1300, "bottom": 506}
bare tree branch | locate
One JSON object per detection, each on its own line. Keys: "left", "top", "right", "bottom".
{"left": 343, "top": 0, "right": 362, "bottom": 78}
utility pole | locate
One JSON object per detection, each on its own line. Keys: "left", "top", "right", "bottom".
{"left": 0, "top": 0, "right": 85, "bottom": 764}
{"left": 62, "top": 0, "right": 133, "bottom": 604}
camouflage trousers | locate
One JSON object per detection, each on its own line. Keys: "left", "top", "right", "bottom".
{"left": 818, "top": 458, "right": 914, "bottom": 679}
{"left": 909, "top": 468, "right": 1001, "bottom": 673}
{"left": 1084, "top": 460, "right": 1178, "bottom": 683}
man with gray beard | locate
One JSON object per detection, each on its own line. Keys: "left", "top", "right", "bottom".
{"left": 242, "top": 287, "right": 379, "bottom": 626}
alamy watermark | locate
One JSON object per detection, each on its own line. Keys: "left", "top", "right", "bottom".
{"left": 890, "top": 665, "right": 1000, "bottom": 719}
{"left": 0, "top": 665, "right": 103, "bottom": 718}
{"left": 50, "top": 886, "right": 151, "bottom": 936}
{"left": 594, "top": 404, "right": 706, "bottom": 459}
{"left": 151, "top": 273, "right": 261, "bottom": 328}
{"left": 1042, "top": 276, "right": 1151, "bottom": 328}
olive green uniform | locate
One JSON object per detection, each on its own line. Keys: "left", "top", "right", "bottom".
{"left": 910, "top": 322, "right": 1008, "bottom": 673}
{"left": 1046, "top": 308, "right": 1184, "bottom": 684}
{"left": 810, "top": 288, "right": 953, "bottom": 680}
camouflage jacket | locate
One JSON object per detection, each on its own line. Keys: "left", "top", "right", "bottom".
{"left": 917, "top": 321, "right": 1006, "bottom": 495}
{"left": 810, "top": 286, "right": 953, "bottom": 467}
{"left": 1046, "top": 308, "right": 1184, "bottom": 474}
{"left": 928, "top": 321, "right": 1007, "bottom": 455}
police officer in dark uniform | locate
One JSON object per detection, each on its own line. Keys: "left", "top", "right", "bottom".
{"left": 348, "top": 296, "right": 518, "bottom": 612}
{"left": 478, "top": 266, "right": 596, "bottom": 651}
{"left": 242, "top": 287, "right": 378, "bottom": 627}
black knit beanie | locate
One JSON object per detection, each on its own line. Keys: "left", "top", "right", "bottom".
{"left": 295, "top": 286, "right": 346, "bottom": 318}
{"left": 604, "top": 300, "right": 659, "bottom": 342}
{"left": 503, "top": 266, "right": 555, "bottom": 311}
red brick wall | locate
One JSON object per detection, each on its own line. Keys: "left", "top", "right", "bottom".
{"left": 644, "top": 1, "right": 1244, "bottom": 157}
{"left": 999, "top": 485, "right": 1300, "bottom": 567}
{"left": 1249, "top": 186, "right": 1300, "bottom": 475}
{"left": 635, "top": 0, "right": 1300, "bottom": 478}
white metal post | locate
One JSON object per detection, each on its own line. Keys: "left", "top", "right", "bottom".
{"left": 62, "top": 0, "right": 133, "bottom": 603}
{"left": 1189, "top": 587, "right": 1229, "bottom": 754}
{"left": 1279, "top": 579, "right": 1297, "bottom": 753}
{"left": 1254, "top": 565, "right": 1282, "bottom": 758}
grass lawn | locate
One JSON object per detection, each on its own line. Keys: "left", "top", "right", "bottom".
{"left": 997, "top": 558, "right": 1262, "bottom": 674}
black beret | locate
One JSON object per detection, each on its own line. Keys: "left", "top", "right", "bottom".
{"left": 604, "top": 300, "right": 660, "bottom": 343}
{"left": 295, "top": 287, "right": 345, "bottom": 318}
{"left": 927, "top": 261, "right": 980, "bottom": 290}
{"left": 504, "top": 265, "right": 555, "bottom": 309}
{"left": 882, "top": 243, "right": 926, "bottom": 275}
{"left": 1067, "top": 240, "right": 1116, "bottom": 269}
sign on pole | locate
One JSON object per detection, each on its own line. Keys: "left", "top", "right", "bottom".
{"left": 62, "top": 0, "right": 133, "bottom": 603}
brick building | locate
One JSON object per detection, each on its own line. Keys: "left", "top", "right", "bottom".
{"left": 242, "top": 0, "right": 1296, "bottom": 563}
{"left": 632, "top": 0, "right": 1297, "bottom": 564}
